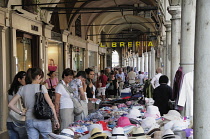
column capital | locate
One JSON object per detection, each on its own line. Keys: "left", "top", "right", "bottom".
{"left": 0, "top": 26, "right": 7, "bottom": 32}
{"left": 168, "top": 6, "right": 181, "bottom": 19}
{"left": 165, "top": 22, "right": 171, "bottom": 32}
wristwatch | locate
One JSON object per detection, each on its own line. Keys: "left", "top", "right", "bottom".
{"left": 19, "top": 111, "right": 22, "bottom": 115}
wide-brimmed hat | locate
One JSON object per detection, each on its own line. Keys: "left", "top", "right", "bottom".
{"left": 162, "top": 129, "right": 182, "bottom": 139}
{"left": 126, "top": 108, "right": 142, "bottom": 121}
{"left": 144, "top": 106, "right": 161, "bottom": 119}
{"left": 163, "top": 110, "right": 182, "bottom": 121}
{"left": 90, "top": 128, "right": 108, "bottom": 139}
{"left": 117, "top": 117, "right": 136, "bottom": 127}
{"left": 128, "top": 127, "right": 147, "bottom": 139}
{"left": 110, "top": 127, "right": 127, "bottom": 139}
{"left": 96, "top": 121, "right": 112, "bottom": 131}
{"left": 141, "top": 117, "right": 156, "bottom": 131}
{"left": 48, "top": 129, "right": 74, "bottom": 139}
{"left": 145, "top": 98, "right": 154, "bottom": 106}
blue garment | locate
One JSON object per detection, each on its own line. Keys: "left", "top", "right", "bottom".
{"left": 7, "top": 122, "right": 28, "bottom": 139}
{"left": 25, "top": 119, "right": 52, "bottom": 139}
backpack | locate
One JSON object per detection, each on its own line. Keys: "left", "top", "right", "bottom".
{"left": 34, "top": 85, "right": 53, "bottom": 119}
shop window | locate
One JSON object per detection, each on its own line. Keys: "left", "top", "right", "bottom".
{"left": 22, "top": 0, "right": 37, "bottom": 14}
{"left": 75, "top": 15, "right": 81, "bottom": 37}
{"left": 72, "top": 47, "right": 84, "bottom": 71}
{"left": 16, "top": 32, "right": 39, "bottom": 71}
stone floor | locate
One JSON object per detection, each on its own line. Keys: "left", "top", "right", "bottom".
{"left": 0, "top": 131, "right": 9, "bottom": 139}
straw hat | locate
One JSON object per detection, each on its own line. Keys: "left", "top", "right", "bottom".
{"left": 128, "top": 127, "right": 147, "bottom": 139}
{"left": 89, "top": 128, "right": 108, "bottom": 139}
{"left": 110, "top": 127, "right": 128, "bottom": 139}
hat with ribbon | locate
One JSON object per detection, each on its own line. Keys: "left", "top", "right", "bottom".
{"left": 48, "top": 129, "right": 74, "bottom": 139}
{"left": 96, "top": 121, "right": 112, "bottom": 131}
{"left": 110, "top": 127, "right": 127, "bottom": 139}
{"left": 90, "top": 128, "right": 108, "bottom": 139}
{"left": 144, "top": 106, "right": 161, "bottom": 119}
{"left": 162, "top": 129, "right": 181, "bottom": 139}
{"left": 116, "top": 117, "right": 136, "bottom": 127}
{"left": 128, "top": 127, "right": 147, "bottom": 139}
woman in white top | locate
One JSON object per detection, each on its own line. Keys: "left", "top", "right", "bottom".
{"left": 8, "top": 68, "right": 59, "bottom": 139}
{"left": 55, "top": 68, "right": 74, "bottom": 130}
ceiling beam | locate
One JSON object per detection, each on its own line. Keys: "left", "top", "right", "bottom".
{"left": 71, "top": 22, "right": 155, "bottom": 27}
{"left": 11, "top": 0, "right": 100, "bottom": 9}
{"left": 87, "top": 31, "right": 158, "bottom": 36}
{"left": 41, "top": 6, "right": 158, "bottom": 11}
{"left": 55, "top": 9, "right": 135, "bottom": 14}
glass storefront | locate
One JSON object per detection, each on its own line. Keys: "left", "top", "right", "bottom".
{"left": 48, "top": 40, "right": 63, "bottom": 79}
{"left": 72, "top": 47, "right": 84, "bottom": 71}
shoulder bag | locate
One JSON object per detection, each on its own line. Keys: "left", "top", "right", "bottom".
{"left": 60, "top": 81, "right": 83, "bottom": 116}
{"left": 9, "top": 97, "right": 25, "bottom": 124}
{"left": 34, "top": 84, "right": 53, "bottom": 119}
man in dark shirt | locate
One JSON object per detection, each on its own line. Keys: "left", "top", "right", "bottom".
{"left": 153, "top": 75, "right": 172, "bottom": 116}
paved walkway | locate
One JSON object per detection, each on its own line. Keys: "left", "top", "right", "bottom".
{"left": 0, "top": 131, "right": 9, "bottom": 139}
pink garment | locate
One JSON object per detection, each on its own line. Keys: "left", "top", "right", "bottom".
{"left": 45, "top": 78, "right": 58, "bottom": 89}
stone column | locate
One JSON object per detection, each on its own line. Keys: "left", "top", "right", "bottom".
{"left": 141, "top": 54, "right": 144, "bottom": 72}
{"left": 144, "top": 52, "right": 148, "bottom": 73}
{"left": 138, "top": 57, "right": 141, "bottom": 71}
{"left": 133, "top": 56, "right": 137, "bottom": 68}
{"left": 194, "top": 0, "right": 210, "bottom": 138}
{"left": 163, "top": 40, "right": 167, "bottom": 74}
{"left": 0, "top": 26, "right": 8, "bottom": 131}
{"left": 151, "top": 47, "right": 156, "bottom": 78}
{"left": 168, "top": 6, "right": 181, "bottom": 81}
{"left": 148, "top": 51, "right": 152, "bottom": 78}
{"left": 165, "top": 22, "right": 172, "bottom": 81}
{"left": 180, "top": 0, "right": 196, "bottom": 73}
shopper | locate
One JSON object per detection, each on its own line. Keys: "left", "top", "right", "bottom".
{"left": 137, "top": 71, "right": 145, "bottom": 85}
{"left": 127, "top": 67, "right": 136, "bottom": 84}
{"left": 42, "top": 71, "right": 58, "bottom": 90}
{"left": 153, "top": 75, "right": 172, "bottom": 116}
{"left": 85, "top": 68, "right": 98, "bottom": 114}
{"left": 8, "top": 68, "right": 59, "bottom": 139}
{"left": 7, "top": 71, "right": 28, "bottom": 139}
{"left": 116, "top": 68, "right": 125, "bottom": 93}
{"left": 98, "top": 70, "right": 108, "bottom": 101}
{"left": 70, "top": 71, "right": 88, "bottom": 121}
{"left": 55, "top": 68, "right": 74, "bottom": 130}
{"left": 106, "top": 72, "right": 118, "bottom": 98}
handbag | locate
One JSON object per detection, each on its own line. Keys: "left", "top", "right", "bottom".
{"left": 60, "top": 81, "right": 83, "bottom": 116}
{"left": 48, "top": 78, "right": 55, "bottom": 99}
{"left": 34, "top": 85, "right": 53, "bottom": 119}
{"left": 9, "top": 98, "right": 25, "bottom": 124}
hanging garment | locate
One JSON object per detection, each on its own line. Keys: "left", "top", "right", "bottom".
{"left": 143, "top": 79, "right": 154, "bottom": 98}
{"left": 178, "top": 71, "right": 194, "bottom": 117}
{"left": 172, "top": 67, "right": 184, "bottom": 100}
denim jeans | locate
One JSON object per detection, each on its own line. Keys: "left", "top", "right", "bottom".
{"left": 7, "top": 122, "right": 28, "bottom": 139}
{"left": 25, "top": 119, "right": 52, "bottom": 139}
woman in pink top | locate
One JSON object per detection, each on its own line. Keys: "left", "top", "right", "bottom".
{"left": 43, "top": 71, "right": 59, "bottom": 90}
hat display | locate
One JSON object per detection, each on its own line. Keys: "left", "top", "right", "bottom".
{"left": 163, "top": 110, "right": 182, "bottom": 121}
{"left": 144, "top": 106, "right": 161, "bottom": 119}
{"left": 90, "top": 128, "right": 108, "bottom": 139}
{"left": 48, "top": 129, "right": 74, "bottom": 139}
{"left": 117, "top": 117, "right": 136, "bottom": 127}
{"left": 96, "top": 121, "right": 112, "bottom": 131}
{"left": 145, "top": 98, "right": 154, "bottom": 106}
{"left": 129, "top": 118, "right": 141, "bottom": 125}
{"left": 110, "top": 127, "right": 127, "bottom": 139}
{"left": 123, "top": 125, "right": 136, "bottom": 134}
